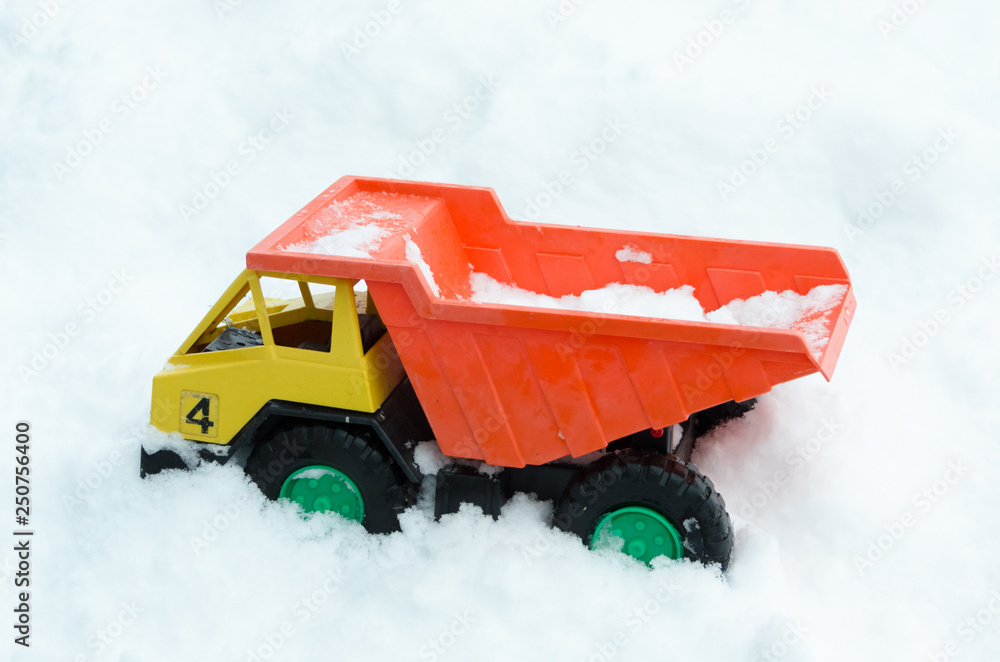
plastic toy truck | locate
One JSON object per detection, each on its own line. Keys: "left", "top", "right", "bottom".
{"left": 142, "top": 176, "right": 855, "bottom": 568}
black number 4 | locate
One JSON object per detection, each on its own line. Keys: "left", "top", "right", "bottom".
{"left": 186, "top": 397, "right": 214, "bottom": 434}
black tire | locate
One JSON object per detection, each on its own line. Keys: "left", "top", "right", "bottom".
{"left": 245, "top": 422, "right": 415, "bottom": 533}
{"left": 605, "top": 399, "right": 756, "bottom": 457}
{"left": 692, "top": 398, "right": 756, "bottom": 439}
{"left": 554, "top": 451, "right": 733, "bottom": 569}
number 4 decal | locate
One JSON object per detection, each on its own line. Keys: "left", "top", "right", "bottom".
{"left": 179, "top": 391, "right": 219, "bottom": 438}
{"left": 186, "top": 398, "right": 214, "bottom": 433}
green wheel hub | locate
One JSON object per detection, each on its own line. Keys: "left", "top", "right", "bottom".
{"left": 279, "top": 465, "right": 364, "bottom": 521}
{"left": 590, "top": 506, "right": 684, "bottom": 564}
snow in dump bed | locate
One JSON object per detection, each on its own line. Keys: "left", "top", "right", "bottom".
{"left": 283, "top": 195, "right": 403, "bottom": 258}
{"left": 290, "top": 223, "right": 388, "bottom": 258}
{"left": 470, "top": 273, "right": 847, "bottom": 357}
{"left": 470, "top": 273, "right": 709, "bottom": 321}
{"left": 709, "top": 284, "right": 849, "bottom": 357}
{"left": 403, "top": 234, "right": 441, "bottom": 296}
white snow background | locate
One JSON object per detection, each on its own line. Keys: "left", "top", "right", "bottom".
{"left": 2, "top": 1, "right": 999, "bottom": 661}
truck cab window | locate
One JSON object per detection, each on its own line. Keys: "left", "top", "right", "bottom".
{"left": 256, "top": 276, "right": 334, "bottom": 351}
{"left": 354, "top": 281, "right": 386, "bottom": 354}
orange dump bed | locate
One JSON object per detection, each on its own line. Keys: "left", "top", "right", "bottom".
{"left": 248, "top": 176, "right": 855, "bottom": 468}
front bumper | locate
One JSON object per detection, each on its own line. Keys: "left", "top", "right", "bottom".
{"left": 139, "top": 441, "right": 234, "bottom": 478}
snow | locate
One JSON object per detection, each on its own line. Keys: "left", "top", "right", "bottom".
{"left": 289, "top": 223, "right": 388, "bottom": 258}
{"left": 615, "top": 245, "right": 653, "bottom": 264}
{"left": 4, "top": 2, "right": 1000, "bottom": 661}
{"left": 291, "top": 467, "right": 340, "bottom": 481}
{"left": 413, "top": 441, "right": 447, "bottom": 476}
{"left": 404, "top": 234, "right": 441, "bottom": 296}
{"left": 471, "top": 272, "right": 847, "bottom": 355}
{"left": 284, "top": 196, "right": 401, "bottom": 257}
{"left": 708, "top": 284, "right": 849, "bottom": 357}
{"left": 471, "top": 273, "right": 709, "bottom": 322}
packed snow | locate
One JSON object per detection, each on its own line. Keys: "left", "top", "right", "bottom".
{"left": 470, "top": 272, "right": 847, "bottom": 355}
{"left": 3, "top": 1, "right": 999, "bottom": 661}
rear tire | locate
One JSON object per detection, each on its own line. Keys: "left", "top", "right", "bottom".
{"left": 692, "top": 399, "right": 756, "bottom": 439}
{"left": 554, "top": 451, "right": 733, "bottom": 569}
{"left": 245, "top": 422, "right": 415, "bottom": 533}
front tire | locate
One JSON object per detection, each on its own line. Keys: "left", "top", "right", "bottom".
{"left": 554, "top": 451, "right": 733, "bottom": 569}
{"left": 245, "top": 423, "right": 414, "bottom": 533}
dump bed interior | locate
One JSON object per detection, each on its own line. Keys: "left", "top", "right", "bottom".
{"left": 248, "top": 177, "right": 855, "bottom": 467}
{"left": 250, "top": 176, "right": 854, "bottom": 376}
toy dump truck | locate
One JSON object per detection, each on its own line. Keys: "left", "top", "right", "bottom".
{"left": 143, "top": 176, "right": 855, "bottom": 568}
